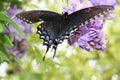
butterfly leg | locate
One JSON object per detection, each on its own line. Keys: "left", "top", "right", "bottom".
{"left": 52, "top": 45, "right": 58, "bottom": 60}
{"left": 42, "top": 54, "right": 46, "bottom": 61}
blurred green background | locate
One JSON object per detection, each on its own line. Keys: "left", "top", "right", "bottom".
{"left": 0, "top": 0, "right": 120, "bottom": 80}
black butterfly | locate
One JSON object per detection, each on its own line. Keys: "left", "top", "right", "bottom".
{"left": 16, "top": 5, "right": 113, "bottom": 60}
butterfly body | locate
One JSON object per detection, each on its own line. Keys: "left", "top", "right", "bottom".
{"left": 36, "top": 12, "right": 71, "bottom": 59}
{"left": 16, "top": 5, "right": 113, "bottom": 60}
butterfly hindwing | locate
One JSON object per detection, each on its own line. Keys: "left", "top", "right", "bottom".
{"left": 16, "top": 10, "right": 61, "bottom": 24}
{"left": 36, "top": 22, "right": 61, "bottom": 60}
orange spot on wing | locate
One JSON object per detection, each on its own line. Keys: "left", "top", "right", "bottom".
{"left": 74, "top": 25, "right": 78, "bottom": 28}
{"left": 38, "top": 25, "right": 42, "bottom": 29}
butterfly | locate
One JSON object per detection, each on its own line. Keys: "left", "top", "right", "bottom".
{"left": 16, "top": 5, "right": 113, "bottom": 60}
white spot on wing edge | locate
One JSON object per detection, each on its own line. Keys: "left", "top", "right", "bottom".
{"left": 44, "top": 41, "right": 48, "bottom": 44}
{"left": 23, "top": 18, "right": 26, "bottom": 21}
{"left": 40, "top": 36, "right": 45, "bottom": 39}
{"left": 37, "top": 31, "right": 41, "bottom": 34}
{"left": 29, "top": 21, "right": 32, "bottom": 24}
{"left": 103, "top": 11, "right": 108, "bottom": 15}
{"left": 16, "top": 15, "right": 33, "bottom": 24}
{"left": 94, "top": 15, "right": 98, "bottom": 19}
{"left": 55, "top": 39, "right": 58, "bottom": 42}
{"left": 80, "top": 23, "right": 84, "bottom": 26}
{"left": 64, "top": 36, "right": 69, "bottom": 39}
{"left": 85, "top": 21, "right": 88, "bottom": 24}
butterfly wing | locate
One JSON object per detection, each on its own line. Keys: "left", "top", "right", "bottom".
{"left": 16, "top": 10, "right": 61, "bottom": 24}
{"left": 36, "top": 22, "right": 61, "bottom": 60}
{"left": 68, "top": 5, "right": 113, "bottom": 27}
{"left": 16, "top": 5, "right": 113, "bottom": 60}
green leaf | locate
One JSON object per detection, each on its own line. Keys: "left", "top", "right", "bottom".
{"left": 0, "top": 12, "right": 23, "bottom": 35}
{"left": 0, "top": 44, "right": 10, "bottom": 63}
{"left": 0, "top": 51, "right": 9, "bottom": 62}
{"left": 0, "top": 33, "right": 13, "bottom": 47}
{"left": 34, "top": 46, "right": 46, "bottom": 73}
{"left": 0, "top": 21, "right": 4, "bottom": 32}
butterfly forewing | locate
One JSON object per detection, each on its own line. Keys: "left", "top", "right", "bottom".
{"left": 68, "top": 5, "right": 113, "bottom": 27}
{"left": 16, "top": 10, "right": 61, "bottom": 24}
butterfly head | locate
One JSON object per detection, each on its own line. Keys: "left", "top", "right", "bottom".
{"left": 62, "top": 12, "right": 68, "bottom": 19}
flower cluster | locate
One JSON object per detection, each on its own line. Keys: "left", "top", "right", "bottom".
{"left": 64, "top": 0, "right": 116, "bottom": 52}
{"left": 8, "top": 37, "right": 29, "bottom": 57}
{"left": 68, "top": 20, "right": 106, "bottom": 52}
{"left": 89, "top": 0, "right": 116, "bottom": 7}
{"left": 4, "top": 5, "right": 32, "bottom": 57}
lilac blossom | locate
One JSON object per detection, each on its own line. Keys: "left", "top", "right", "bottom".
{"left": 64, "top": 0, "right": 114, "bottom": 52}
{"left": 4, "top": 5, "right": 32, "bottom": 57}
{"left": 89, "top": 0, "right": 117, "bottom": 7}
{"left": 63, "top": 0, "right": 93, "bottom": 14}
{"left": 68, "top": 20, "right": 107, "bottom": 52}
{"left": 9, "top": 37, "right": 29, "bottom": 57}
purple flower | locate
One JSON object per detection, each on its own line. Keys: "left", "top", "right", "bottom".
{"left": 7, "top": 5, "right": 21, "bottom": 18}
{"left": 89, "top": 0, "right": 117, "bottom": 7}
{"left": 68, "top": 20, "right": 107, "bottom": 52}
{"left": 63, "top": 0, "right": 93, "bottom": 14}
{"left": 4, "top": 5, "right": 32, "bottom": 57}
{"left": 64, "top": 0, "right": 113, "bottom": 52}
{"left": 9, "top": 37, "right": 29, "bottom": 57}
